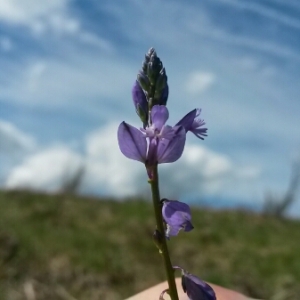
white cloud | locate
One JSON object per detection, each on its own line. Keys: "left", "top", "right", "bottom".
{"left": 157, "top": 144, "right": 260, "bottom": 199}
{"left": 83, "top": 123, "right": 261, "bottom": 200}
{"left": 27, "top": 61, "right": 47, "bottom": 92}
{"left": 0, "top": 0, "right": 112, "bottom": 51}
{"left": 5, "top": 146, "right": 83, "bottom": 192}
{"left": 0, "top": 55, "right": 135, "bottom": 110}
{"left": 3, "top": 121, "right": 261, "bottom": 201}
{"left": 78, "top": 32, "right": 113, "bottom": 52}
{"left": 0, "top": 0, "right": 76, "bottom": 34}
{"left": 186, "top": 17, "right": 300, "bottom": 63}
{"left": 0, "top": 119, "right": 35, "bottom": 153}
{"left": 0, "top": 120, "right": 36, "bottom": 185}
{"left": 219, "top": 0, "right": 300, "bottom": 31}
{"left": 85, "top": 122, "right": 148, "bottom": 196}
{"left": 185, "top": 72, "right": 215, "bottom": 95}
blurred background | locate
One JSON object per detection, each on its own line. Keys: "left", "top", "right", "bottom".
{"left": 0, "top": 0, "right": 300, "bottom": 299}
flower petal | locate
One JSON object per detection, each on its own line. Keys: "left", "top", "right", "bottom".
{"left": 166, "top": 224, "right": 181, "bottom": 238}
{"left": 182, "top": 273, "right": 216, "bottom": 300}
{"left": 162, "top": 200, "right": 192, "bottom": 226}
{"left": 176, "top": 109, "right": 197, "bottom": 132}
{"left": 117, "top": 122, "right": 147, "bottom": 162}
{"left": 151, "top": 105, "right": 169, "bottom": 131}
{"left": 184, "top": 220, "right": 194, "bottom": 232}
{"left": 162, "top": 200, "right": 193, "bottom": 237}
{"left": 132, "top": 80, "right": 147, "bottom": 112}
{"left": 157, "top": 126, "right": 186, "bottom": 163}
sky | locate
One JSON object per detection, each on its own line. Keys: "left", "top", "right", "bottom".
{"left": 0, "top": 0, "right": 299, "bottom": 215}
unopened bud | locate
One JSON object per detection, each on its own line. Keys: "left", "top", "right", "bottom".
{"left": 136, "top": 103, "right": 148, "bottom": 127}
{"left": 155, "top": 68, "right": 167, "bottom": 94}
{"left": 158, "top": 84, "right": 169, "bottom": 105}
{"left": 132, "top": 81, "right": 148, "bottom": 123}
{"left": 137, "top": 71, "right": 150, "bottom": 93}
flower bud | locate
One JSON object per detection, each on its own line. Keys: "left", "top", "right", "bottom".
{"left": 158, "top": 84, "right": 169, "bottom": 106}
{"left": 162, "top": 199, "right": 193, "bottom": 238}
{"left": 155, "top": 68, "right": 167, "bottom": 93}
{"left": 138, "top": 48, "right": 169, "bottom": 107}
{"left": 132, "top": 81, "right": 148, "bottom": 125}
{"left": 173, "top": 266, "right": 216, "bottom": 300}
{"left": 147, "top": 51, "right": 163, "bottom": 85}
{"left": 137, "top": 71, "right": 150, "bottom": 93}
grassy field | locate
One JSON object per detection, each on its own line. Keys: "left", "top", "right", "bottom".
{"left": 0, "top": 190, "right": 300, "bottom": 300}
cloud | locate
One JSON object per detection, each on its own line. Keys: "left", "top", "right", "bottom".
{"left": 5, "top": 145, "right": 83, "bottom": 192}
{"left": 0, "top": 55, "right": 135, "bottom": 112}
{"left": 185, "top": 72, "right": 215, "bottom": 95}
{"left": 27, "top": 61, "right": 47, "bottom": 92}
{"left": 0, "top": 119, "right": 36, "bottom": 153}
{"left": 0, "top": 0, "right": 76, "bottom": 34}
{"left": 219, "top": 0, "right": 300, "bottom": 31}
{"left": 187, "top": 20, "right": 300, "bottom": 63}
{"left": 84, "top": 122, "right": 147, "bottom": 196}
{"left": 157, "top": 143, "right": 261, "bottom": 200}
{"left": 0, "top": 120, "right": 37, "bottom": 184}
{"left": 83, "top": 123, "right": 261, "bottom": 200}
{"left": 3, "top": 122, "right": 260, "bottom": 202}
{"left": 101, "top": 0, "right": 300, "bottom": 63}
{"left": 0, "top": 0, "right": 112, "bottom": 51}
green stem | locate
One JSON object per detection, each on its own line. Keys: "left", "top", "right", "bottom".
{"left": 148, "top": 165, "right": 179, "bottom": 300}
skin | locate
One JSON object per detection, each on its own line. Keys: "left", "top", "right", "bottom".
{"left": 126, "top": 278, "right": 260, "bottom": 300}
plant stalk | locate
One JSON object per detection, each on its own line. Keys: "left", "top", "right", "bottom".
{"left": 148, "top": 165, "right": 179, "bottom": 300}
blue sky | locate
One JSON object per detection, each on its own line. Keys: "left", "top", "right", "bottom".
{"left": 0, "top": 0, "right": 299, "bottom": 214}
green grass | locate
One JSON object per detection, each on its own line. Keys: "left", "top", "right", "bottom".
{"left": 0, "top": 190, "right": 300, "bottom": 299}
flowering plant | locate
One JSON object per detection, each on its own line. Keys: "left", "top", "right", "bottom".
{"left": 117, "top": 48, "right": 214, "bottom": 300}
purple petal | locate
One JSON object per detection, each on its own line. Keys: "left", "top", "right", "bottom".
{"left": 166, "top": 224, "right": 181, "bottom": 237}
{"left": 190, "top": 109, "right": 208, "bottom": 140}
{"left": 176, "top": 109, "right": 197, "bottom": 132}
{"left": 184, "top": 220, "right": 194, "bottom": 232}
{"left": 132, "top": 81, "right": 147, "bottom": 112}
{"left": 160, "top": 125, "right": 176, "bottom": 140}
{"left": 162, "top": 200, "right": 192, "bottom": 226}
{"left": 117, "top": 122, "right": 147, "bottom": 162}
{"left": 159, "top": 84, "right": 169, "bottom": 105}
{"left": 146, "top": 137, "right": 158, "bottom": 165}
{"left": 157, "top": 126, "right": 186, "bottom": 163}
{"left": 162, "top": 200, "right": 193, "bottom": 237}
{"left": 151, "top": 105, "right": 169, "bottom": 131}
{"left": 191, "top": 118, "right": 208, "bottom": 140}
{"left": 182, "top": 273, "right": 216, "bottom": 300}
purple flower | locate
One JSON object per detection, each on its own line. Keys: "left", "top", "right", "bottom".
{"left": 117, "top": 105, "right": 186, "bottom": 166}
{"left": 182, "top": 272, "right": 216, "bottom": 300}
{"left": 132, "top": 81, "right": 148, "bottom": 125}
{"left": 117, "top": 122, "right": 147, "bottom": 162}
{"left": 174, "top": 267, "right": 216, "bottom": 300}
{"left": 176, "top": 109, "right": 208, "bottom": 140}
{"left": 162, "top": 199, "right": 193, "bottom": 238}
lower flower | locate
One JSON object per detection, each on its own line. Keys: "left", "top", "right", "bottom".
{"left": 174, "top": 266, "right": 216, "bottom": 300}
{"left": 161, "top": 199, "right": 194, "bottom": 238}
